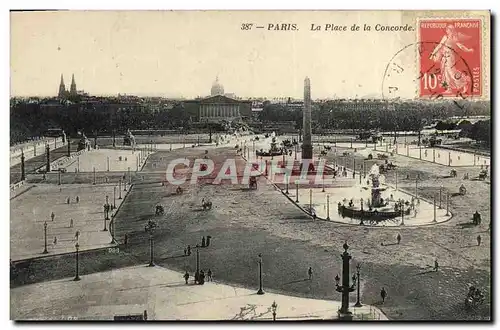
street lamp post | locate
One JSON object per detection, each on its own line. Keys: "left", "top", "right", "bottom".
{"left": 295, "top": 180, "right": 299, "bottom": 203}
{"left": 119, "top": 179, "right": 122, "bottom": 199}
{"left": 401, "top": 203, "right": 405, "bottom": 226}
{"left": 326, "top": 195, "right": 330, "bottom": 220}
{"left": 73, "top": 242, "right": 81, "bottom": 281}
{"left": 360, "top": 198, "right": 364, "bottom": 226}
{"left": 415, "top": 175, "right": 419, "bottom": 199}
{"left": 43, "top": 222, "right": 48, "bottom": 254}
{"left": 93, "top": 167, "right": 96, "bottom": 185}
{"left": 257, "top": 253, "right": 264, "bottom": 294}
{"left": 309, "top": 189, "right": 313, "bottom": 215}
{"left": 433, "top": 193, "right": 437, "bottom": 222}
{"left": 335, "top": 242, "right": 356, "bottom": 320}
{"left": 439, "top": 186, "right": 443, "bottom": 208}
{"left": 145, "top": 220, "right": 157, "bottom": 267}
{"left": 195, "top": 244, "right": 200, "bottom": 282}
{"left": 446, "top": 192, "right": 450, "bottom": 216}
{"left": 354, "top": 263, "right": 362, "bottom": 307}
{"left": 271, "top": 301, "right": 277, "bottom": 321}
{"left": 21, "top": 150, "right": 25, "bottom": 181}
{"left": 285, "top": 173, "right": 289, "bottom": 194}
{"left": 113, "top": 186, "right": 116, "bottom": 209}
{"left": 105, "top": 195, "right": 110, "bottom": 221}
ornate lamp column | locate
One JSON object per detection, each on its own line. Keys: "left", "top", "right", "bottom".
{"left": 271, "top": 301, "right": 277, "bottom": 321}
{"left": 335, "top": 242, "right": 356, "bottom": 320}
{"left": 360, "top": 198, "right": 364, "bottom": 226}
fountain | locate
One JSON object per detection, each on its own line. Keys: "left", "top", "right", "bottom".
{"left": 340, "top": 164, "right": 411, "bottom": 223}
{"left": 255, "top": 132, "right": 284, "bottom": 157}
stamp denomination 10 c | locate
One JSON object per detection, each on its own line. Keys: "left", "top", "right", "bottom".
{"left": 418, "top": 19, "right": 482, "bottom": 98}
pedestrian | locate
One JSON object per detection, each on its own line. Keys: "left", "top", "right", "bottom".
{"left": 53, "top": 236, "right": 58, "bottom": 245}
{"left": 187, "top": 245, "right": 191, "bottom": 256}
{"left": 477, "top": 235, "right": 482, "bottom": 246}
{"left": 76, "top": 196, "right": 79, "bottom": 203}
{"left": 434, "top": 259, "right": 439, "bottom": 272}
{"left": 69, "top": 218, "right": 73, "bottom": 228}
{"left": 396, "top": 233, "right": 401, "bottom": 244}
{"left": 200, "top": 270, "right": 205, "bottom": 285}
{"left": 51, "top": 212, "right": 55, "bottom": 222}
{"left": 67, "top": 197, "right": 70, "bottom": 204}
{"left": 201, "top": 236, "right": 206, "bottom": 247}
{"left": 380, "top": 287, "right": 387, "bottom": 303}
{"left": 124, "top": 233, "right": 128, "bottom": 245}
{"left": 206, "top": 235, "right": 212, "bottom": 247}
{"left": 143, "top": 310, "right": 147, "bottom": 321}
{"left": 184, "top": 271, "right": 189, "bottom": 284}
{"left": 207, "top": 269, "right": 212, "bottom": 281}
{"left": 184, "top": 248, "right": 187, "bottom": 256}
{"left": 308, "top": 267, "right": 313, "bottom": 280}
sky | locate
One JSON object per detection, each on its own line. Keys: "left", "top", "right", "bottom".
{"left": 10, "top": 10, "right": 490, "bottom": 99}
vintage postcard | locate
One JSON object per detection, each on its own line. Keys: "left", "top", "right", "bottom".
{"left": 9, "top": 10, "right": 491, "bottom": 321}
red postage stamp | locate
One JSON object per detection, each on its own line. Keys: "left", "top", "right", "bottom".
{"left": 419, "top": 19, "right": 482, "bottom": 97}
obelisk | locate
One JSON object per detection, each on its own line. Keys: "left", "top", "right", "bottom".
{"left": 302, "top": 77, "right": 313, "bottom": 160}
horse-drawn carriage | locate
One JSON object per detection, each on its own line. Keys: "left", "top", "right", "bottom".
{"left": 320, "top": 150, "right": 328, "bottom": 156}
{"left": 377, "top": 153, "right": 389, "bottom": 160}
{"left": 465, "top": 287, "right": 485, "bottom": 310}
{"left": 459, "top": 184, "right": 467, "bottom": 196}
{"left": 450, "top": 169, "right": 457, "bottom": 178}
{"left": 176, "top": 186, "right": 183, "bottom": 195}
{"left": 155, "top": 205, "right": 165, "bottom": 216}
{"left": 472, "top": 211, "right": 482, "bottom": 226}
{"left": 201, "top": 198, "right": 212, "bottom": 210}
{"left": 342, "top": 151, "right": 350, "bottom": 156}
{"left": 323, "top": 145, "right": 332, "bottom": 151}
{"left": 479, "top": 169, "right": 488, "bottom": 180}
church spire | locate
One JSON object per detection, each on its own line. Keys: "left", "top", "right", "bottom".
{"left": 70, "top": 74, "right": 77, "bottom": 95}
{"left": 58, "top": 74, "right": 66, "bottom": 98}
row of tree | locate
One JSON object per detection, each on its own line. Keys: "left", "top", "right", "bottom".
{"left": 10, "top": 99, "right": 490, "bottom": 145}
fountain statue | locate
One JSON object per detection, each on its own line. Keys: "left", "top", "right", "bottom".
{"left": 123, "top": 129, "right": 136, "bottom": 147}
{"left": 368, "top": 164, "right": 387, "bottom": 208}
{"left": 77, "top": 133, "right": 91, "bottom": 151}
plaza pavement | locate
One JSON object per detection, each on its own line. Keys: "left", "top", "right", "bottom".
{"left": 10, "top": 183, "right": 128, "bottom": 261}
{"left": 10, "top": 265, "right": 387, "bottom": 321}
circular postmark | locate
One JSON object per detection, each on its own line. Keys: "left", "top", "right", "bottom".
{"left": 382, "top": 41, "right": 475, "bottom": 102}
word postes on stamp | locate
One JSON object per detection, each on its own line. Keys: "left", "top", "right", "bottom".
{"left": 419, "top": 19, "right": 482, "bottom": 98}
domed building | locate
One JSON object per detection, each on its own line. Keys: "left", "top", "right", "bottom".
{"left": 210, "top": 76, "right": 225, "bottom": 96}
